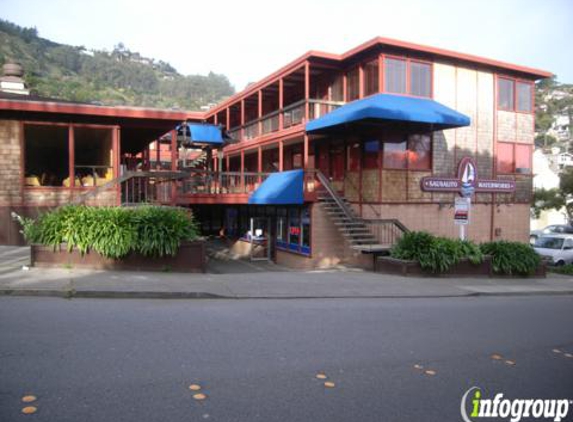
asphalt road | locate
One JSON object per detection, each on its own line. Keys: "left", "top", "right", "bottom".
{"left": 1, "top": 296, "right": 572, "bottom": 422}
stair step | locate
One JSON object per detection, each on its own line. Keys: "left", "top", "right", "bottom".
{"left": 351, "top": 244, "right": 392, "bottom": 252}
{"left": 339, "top": 227, "right": 368, "bottom": 231}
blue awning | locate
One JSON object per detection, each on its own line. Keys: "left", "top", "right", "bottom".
{"left": 306, "top": 93, "right": 471, "bottom": 133}
{"left": 178, "top": 123, "right": 225, "bottom": 145}
{"left": 248, "top": 170, "right": 304, "bottom": 205}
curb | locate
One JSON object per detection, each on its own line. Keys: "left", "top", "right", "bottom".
{"left": 1, "top": 289, "right": 573, "bottom": 300}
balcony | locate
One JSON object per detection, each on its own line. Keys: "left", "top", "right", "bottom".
{"left": 227, "top": 99, "right": 344, "bottom": 143}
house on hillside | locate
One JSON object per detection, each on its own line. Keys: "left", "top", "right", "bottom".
{"left": 531, "top": 149, "right": 567, "bottom": 230}
{"left": 0, "top": 37, "right": 552, "bottom": 269}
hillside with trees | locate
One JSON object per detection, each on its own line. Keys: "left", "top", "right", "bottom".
{"left": 0, "top": 19, "right": 234, "bottom": 110}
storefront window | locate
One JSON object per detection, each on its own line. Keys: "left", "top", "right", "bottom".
{"left": 383, "top": 139, "right": 408, "bottom": 169}
{"left": 407, "top": 134, "right": 431, "bottom": 170}
{"left": 363, "top": 140, "right": 380, "bottom": 169}
{"left": 301, "top": 208, "right": 311, "bottom": 254}
{"left": 288, "top": 208, "right": 300, "bottom": 251}
{"left": 276, "top": 206, "right": 311, "bottom": 256}
{"left": 347, "top": 143, "right": 361, "bottom": 171}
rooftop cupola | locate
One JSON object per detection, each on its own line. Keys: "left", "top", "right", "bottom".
{"left": 0, "top": 62, "right": 30, "bottom": 95}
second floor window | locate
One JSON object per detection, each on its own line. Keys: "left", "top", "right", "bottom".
{"left": 384, "top": 57, "right": 431, "bottom": 98}
{"left": 497, "top": 77, "right": 533, "bottom": 113}
{"left": 410, "top": 62, "right": 431, "bottom": 97}
{"left": 385, "top": 58, "right": 407, "bottom": 94}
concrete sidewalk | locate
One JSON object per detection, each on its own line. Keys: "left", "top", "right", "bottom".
{"left": 1, "top": 261, "right": 573, "bottom": 299}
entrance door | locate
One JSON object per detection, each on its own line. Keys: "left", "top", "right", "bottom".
{"left": 249, "top": 217, "right": 272, "bottom": 261}
{"left": 330, "top": 142, "right": 345, "bottom": 192}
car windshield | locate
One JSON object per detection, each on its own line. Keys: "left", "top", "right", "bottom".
{"left": 535, "top": 237, "right": 564, "bottom": 249}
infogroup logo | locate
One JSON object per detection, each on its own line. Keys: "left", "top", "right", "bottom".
{"left": 461, "top": 387, "right": 571, "bottom": 422}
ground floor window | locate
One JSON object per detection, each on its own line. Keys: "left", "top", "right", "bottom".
{"left": 221, "top": 205, "right": 311, "bottom": 256}
{"left": 24, "top": 124, "right": 69, "bottom": 187}
{"left": 24, "top": 123, "right": 115, "bottom": 188}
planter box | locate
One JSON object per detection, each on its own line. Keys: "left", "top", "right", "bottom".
{"left": 375, "top": 256, "right": 546, "bottom": 278}
{"left": 31, "top": 241, "right": 206, "bottom": 273}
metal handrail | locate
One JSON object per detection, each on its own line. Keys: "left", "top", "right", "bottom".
{"left": 314, "top": 169, "right": 356, "bottom": 220}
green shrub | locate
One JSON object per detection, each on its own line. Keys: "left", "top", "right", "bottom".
{"left": 18, "top": 205, "right": 199, "bottom": 259}
{"left": 390, "top": 231, "right": 483, "bottom": 273}
{"left": 133, "top": 206, "right": 198, "bottom": 257}
{"left": 480, "top": 241, "right": 540, "bottom": 276}
{"left": 550, "top": 264, "right": 573, "bottom": 275}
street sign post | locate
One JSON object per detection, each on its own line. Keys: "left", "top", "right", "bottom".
{"left": 454, "top": 197, "right": 470, "bottom": 240}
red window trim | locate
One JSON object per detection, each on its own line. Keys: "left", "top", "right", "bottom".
{"left": 382, "top": 55, "right": 434, "bottom": 99}
{"left": 496, "top": 141, "right": 532, "bottom": 174}
{"left": 496, "top": 75, "right": 534, "bottom": 114}
{"left": 342, "top": 54, "right": 435, "bottom": 102}
{"left": 22, "top": 121, "right": 118, "bottom": 191}
{"left": 381, "top": 133, "right": 433, "bottom": 171}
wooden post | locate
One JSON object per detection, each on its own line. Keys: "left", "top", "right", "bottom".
{"left": 226, "top": 108, "right": 230, "bottom": 131}
{"left": 240, "top": 149, "right": 245, "bottom": 191}
{"left": 258, "top": 145, "right": 262, "bottom": 183}
{"left": 279, "top": 140, "right": 284, "bottom": 172}
{"left": 113, "top": 127, "right": 121, "bottom": 206}
{"left": 155, "top": 140, "right": 160, "bottom": 169}
{"left": 378, "top": 54, "right": 383, "bottom": 93}
{"left": 68, "top": 126, "right": 74, "bottom": 190}
{"left": 304, "top": 61, "right": 310, "bottom": 122}
{"left": 303, "top": 134, "right": 309, "bottom": 169}
{"left": 279, "top": 78, "right": 284, "bottom": 130}
{"left": 358, "top": 64, "right": 364, "bottom": 98}
{"left": 342, "top": 73, "right": 347, "bottom": 102}
{"left": 170, "top": 129, "right": 177, "bottom": 205}
{"left": 241, "top": 99, "right": 245, "bottom": 141}
{"left": 258, "top": 90, "right": 263, "bottom": 137}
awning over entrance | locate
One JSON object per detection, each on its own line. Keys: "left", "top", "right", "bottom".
{"left": 177, "top": 123, "right": 226, "bottom": 146}
{"left": 305, "top": 93, "right": 471, "bottom": 133}
{"left": 248, "top": 170, "right": 304, "bottom": 205}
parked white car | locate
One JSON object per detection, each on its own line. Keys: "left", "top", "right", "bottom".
{"left": 533, "top": 235, "right": 573, "bottom": 266}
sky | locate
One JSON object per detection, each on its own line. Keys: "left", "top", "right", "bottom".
{"left": 1, "top": 0, "right": 572, "bottom": 91}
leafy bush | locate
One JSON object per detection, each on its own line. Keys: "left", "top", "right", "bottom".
{"left": 480, "top": 241, "right": 541, "bottom": 276}
{"left": 550, "top": 264, "right": 573, "bottom": 275}
{"left": 19, "top": 205, "right": 199, "bottom": 259}
{"left": 390, "top": 231, "right": 483, "bottom": 273}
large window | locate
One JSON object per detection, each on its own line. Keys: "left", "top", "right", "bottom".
{"left": 410, "top": 62, "right": 432, "bottom": 97}
{"left": 384, "top": 57, "right": 431, "bottom": 98}
{"left": 497, "top": 142, "right": 532, "bottom": 173}
{"left": 24, "top": 124, "right": 69, "bottom": 187}
{"left": 497, "top": 77, "right": 533, "bottom": 113}
{"left": 363, "top": 59, "right": 379, "bottom": 96}
{"left": 383, "top": 139, "right": 408, "bottom": 169}
{"left": 74, "top": 127, "right": 114, "bottom": 187}
{"left": 385, "top": 58, "right": 407, "bottom": 94}
{"left": 382, "top": 133, "right": 432, "bottom": 170}
{"left": 24, "top": 123, "right": 115, "bottom": 188}
{"left": 347, "top": 143, "right": 361, "bottom": 171}
{"left": 363, "top": 140, "right": 380, "bottom": 169}
{"left": 407, "top": 134, "right": 432, "bottom": 170}
{"left": 498, "top": 78, "right": 514, "bottom": 110}
{"left": 516, "top": 82, "right": 533, "bottom": 112}
{"left": 275, "top": 206, "right": 310, "bottom": 256}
